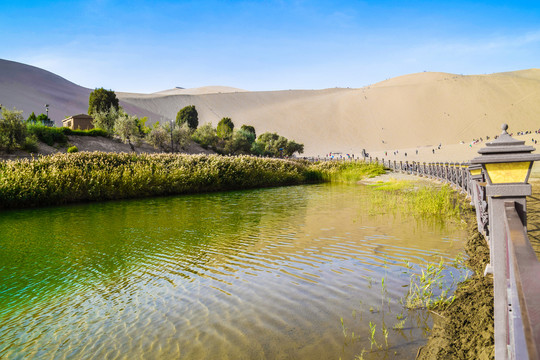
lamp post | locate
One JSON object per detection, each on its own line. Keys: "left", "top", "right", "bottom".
{"left": 45, "top": 104, "right": 49, "bottom": 120}
{"left": 170, "top": 119, "right": 174, "bottom": 153}
{"left": 470, "top": 123, "right": 540, "bottom": 359}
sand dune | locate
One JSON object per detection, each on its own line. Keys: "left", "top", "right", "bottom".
{"left": 2, "top": 58, "right": 540, "bottom": 158}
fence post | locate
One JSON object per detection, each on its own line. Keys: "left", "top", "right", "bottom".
{"left": 471, "top": 124, "right": 540, "bottom": 359}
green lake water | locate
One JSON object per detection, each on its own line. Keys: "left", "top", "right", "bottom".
{"left": 0, "top": 183, "right": 468, "bottom": 359}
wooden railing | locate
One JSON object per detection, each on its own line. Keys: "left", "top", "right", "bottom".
{"left": 369, "top": 156, "right": 540, "bottom": 360}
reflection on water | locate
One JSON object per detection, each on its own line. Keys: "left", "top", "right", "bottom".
{"left": 0, "top": 183, "right": 467, "bottom": 359}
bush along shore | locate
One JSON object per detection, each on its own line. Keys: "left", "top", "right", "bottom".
{"left": 0, "top": 152, "right": 385, "bottom": 209}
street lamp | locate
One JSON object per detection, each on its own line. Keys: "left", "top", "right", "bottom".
{"left": 471, "top": 124, "right": 538, "bottom": 185}
{"left": 170, "top": 119, "right": 174, "bottom": 153}
{"left": 45, "top": 104, "right": 49, "bottom": 120}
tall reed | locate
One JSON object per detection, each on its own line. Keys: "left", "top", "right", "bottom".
{"left": 0, "top": 154, "right": 382, "bottom": 209}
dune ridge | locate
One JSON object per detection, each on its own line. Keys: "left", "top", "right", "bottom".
{"left": 1, "top": 58, "right": 540, "bottom": 157}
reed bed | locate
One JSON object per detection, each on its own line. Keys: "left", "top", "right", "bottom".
{"left": 367, "top": 179, "right": 467, "bottom": 223}
{"left": 0, "top": 153, "right": 383, "bottom": 209}
{"left": 0, "top": 152, "right": 311, "bottom": 208}
{"left": 309, "top": 161, "right": 386, "bottom": 182}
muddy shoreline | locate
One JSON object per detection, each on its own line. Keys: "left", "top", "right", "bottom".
{"left": 417, "top": 215, "right": 494, "bottom": 359}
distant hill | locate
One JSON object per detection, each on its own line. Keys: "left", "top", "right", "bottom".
{"left": 2, "top": 58, "right": 540, "bottom": 156}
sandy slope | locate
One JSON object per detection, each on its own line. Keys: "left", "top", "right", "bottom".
{"left": 2, "top": 58, "right": 540, "bottom": 159}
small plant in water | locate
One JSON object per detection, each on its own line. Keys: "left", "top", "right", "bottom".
{"left": 369, "top": 321, "right": 377, "bottom": 350}
{"left": 393, "top": 319, "right": 406, "bottom": 330}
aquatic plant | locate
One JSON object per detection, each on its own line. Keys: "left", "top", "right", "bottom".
{"left": 310, "top": 161, "right": 386, "bottom": 182}
{"left": 0, "top": 154, "right": 382, "bottom": 209}
{"left": 367, "top": 179, "right": 469, "bottom": 223}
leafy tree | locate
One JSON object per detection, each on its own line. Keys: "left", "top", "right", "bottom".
{"left": 36, "top": 113, "right": 54, "bottom": 126}
{"left": 0, "top": 108, "right": 27, "bottom": 152}
{"left": 192, "top": 123, "right": 219, "bottom": 149}
{"left": 135, "top": 116, "right": 151, "bottom": 136}
{"left": 253, "top": 132, "right": 288, "bottom": 157}
{"left": 251, "top": 132, "right": 302, "bottom": 157}
{"left": 240, "top": 125, "right": 256, "bottom": 139}
{"left": 217, "top": 117, "right": 234, "bottom": 139}
{"left": 27, "top": 112, "right": 37, "bottom": 123}
{"left": 92, "top": 106, "right": 121, "bottom": 134}
{"left": 171, "top": 125, "right": 191, "bottom": 152}
{"left": 114, "top": 113, "right": 141, "bottom": 151}
{"left": 176, "top": 105, "right": 198, "bottom": 130}
{"left": 147, "top": 126, "right": 169, "bottom": 152}
{"left": 284, "top": 140, "right": 304, "bottom": 156}
{"left": 88, "top": 88, "right": 119, "bottom": 115}
{"left": 224, "top": 129, "right": 255, "bottom": 155}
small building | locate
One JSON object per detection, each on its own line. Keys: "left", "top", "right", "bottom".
{"left": 62, "top": 114, "right": 94, "bottom": 130}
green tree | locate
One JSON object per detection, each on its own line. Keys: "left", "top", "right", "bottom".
{"left": 192, "top": 123, "right": 219, "bottom": 149}
{"left": 27, "top": 112, "right": 37, "bottom": 123}
{"left": 92, "top": 106, "right": 121, "bottom": 134}
{"left": 240, "top": 125, "right": 256, "bottom": 139}
{"left": 217, "top": 117, "right": 234, "bottom": 139}
{"left": 225, "top": 129, "right": 256, "bottom": 155}
{"left": 253, "top": 132, "right": 288, "bottom": 157}
{"left": 284, "top": 140, "right": 304, "bottom": 156}
{"left": 114, "top": 113, "right": 141, "bottom": 151}
{"left": 147, "top": 125, "right": 169, "bottom": 152}
{"left": 88, "top": 88, "right": 119, "bottom": 115}
{"left": 176, "top": 105, "right": 198, "bottom": 130}
{"left": 36, "top": 113, "right": 53, "bottom": 126}
{"left": 135, "top": 116, "right": 151, "bottom": 136}
{"left": 0, "top": 108, "right": 27, "bottom": 152}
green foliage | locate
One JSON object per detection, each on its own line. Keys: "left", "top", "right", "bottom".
{"left": 61, "top": 128, "right": 109, "bottom": 137}
{"left": 135, "top": 116, "right": 151, "bottom": 136}
{"left": 88, "top": 88, "right": 119, "bottom": 115}
{"left": 67, "top": 146, "right": 78, "bottom": 153}
{"left": 27, "top": 123, "right": 68, "bottom": 146}
{"left": 192, "top": 123, "right": 219, "bottom": 149}
{"left": 0, "top": 108, "right": 27, "bottom": 152}
{"left": 310, "top": 161, "right": 386, "bottom": 182}
{"left": 0, "top": 156, "right": 384, "bottom": 209}
{"left": 252, "top": 132, "right": 304, "bottom": 157}
{"left": 114, "top": 112, "right": 141, "bottom": 151}
{"left": 224, "top": 129, "right": 256, "bottom": 154}
{"left": 240, "top": 124, "right": 256, "bottom": 138}
{"left": 91, "top": 106, "right": 121, "bottom": 134}
{"left": 217, "top": 117, "right": 234, "bottom": 139}
{"left": 36, "top": 113, "right": 53, "bottom": 126}
{"left": 0, "top": 153, "right": 314, "bottom": 209}
{"left": 27, "top": 112, "right": 37, "bottom": 123}
{"left": 147, "top": 126, "right": 169, "bottom": 152}
{"left": 176, "top": 105, "right": 198, "bottom": 130}
{"left": 368, "top": 180, "right": 466, "bottom": 222}
{"left": 22, "top": 135, "right": 38, "bottom": 153}
{"left": 284, "top": 140, "right": 304, "bottom": 156}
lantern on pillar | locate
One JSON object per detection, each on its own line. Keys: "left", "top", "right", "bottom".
{"left": 471, "top": 124, "right": 539, "bottom": 185}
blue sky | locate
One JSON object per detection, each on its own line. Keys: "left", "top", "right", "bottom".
{"left": 2, "top": 1, "right": 540, "bottom": 92}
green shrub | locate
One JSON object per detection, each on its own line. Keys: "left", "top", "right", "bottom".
{"left": 22, "top": 135, "right": 39, "bottom": 153}
{"left": 27, "top": 124, "right": 67, "bottom": 146}
{"left": 0, "top": 108, "right": 27, "bottom": 152}
{"left": 67, "top": 146, "right": 78, "bottom": 153}
{"left": 61, "top": 127, "right": 109, "bottom": 137}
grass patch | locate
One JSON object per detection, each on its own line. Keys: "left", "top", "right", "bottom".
{"left": 310, "top": 161, "right": 386, "bottom": 182}
{"left": 367, "top": 179, "right": 468, "bottom": 223}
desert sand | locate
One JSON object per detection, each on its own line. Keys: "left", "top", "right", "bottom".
{"left": 1, "top": 58, "right": 539, "bottom": 163}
